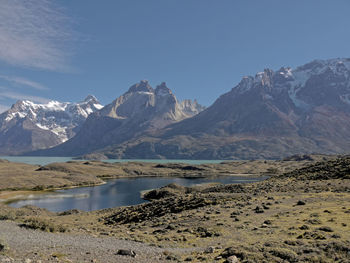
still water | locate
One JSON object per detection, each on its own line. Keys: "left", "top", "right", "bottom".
{"left": 9, "top": 176, "right": 267, "bottom": 212}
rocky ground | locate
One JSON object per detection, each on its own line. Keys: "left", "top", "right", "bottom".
{"left": 0, "top": 220, "right": 198, "bottom": 263}
{"left": 0, "top": 155, "right": 350, "bottom": 262}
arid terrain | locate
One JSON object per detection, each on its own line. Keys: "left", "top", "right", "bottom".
{"left": 0, "top": 155, "right": 349, "bottom": 262}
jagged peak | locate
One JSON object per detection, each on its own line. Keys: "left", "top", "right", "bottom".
{"left": 295, "top": 58, "right": 350, "bottom": 73}
{"left": 11, "top": 99, "right": 25, "bottom": 108}
{"left": 83, "top": 94, "right": 98, "bottom": 103}
{"left": 155, "top": 82, "right": 172, "bottom": 96}
{"left": 255, "top": 68, "right": 274, "bottom": 82}
{"left": 127, "top": 80, "right": 154, "bottom": 94}
{"left": 232, "top": 58, "right": 350, "bottom": 96}
{"left": 10, "top": 100, "right": 37, "bottom": 111}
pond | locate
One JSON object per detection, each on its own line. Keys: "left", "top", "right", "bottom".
{"left": 9, "top": 176, "right": 267, "bottom": 212}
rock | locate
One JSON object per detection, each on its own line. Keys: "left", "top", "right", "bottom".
{"left": 254, "top": 206, "right": 264, "bottom": 213}
{"left": 297, "top": 200, "right": 306, "bottom": 205}
{"left": 230, "top": 210, "right": 241, "bottom": 216}
{"left": 264, "top": 220, "right": 272, "bottom": 225}
{"left": 165, "top": 254, "right": 180, "bottom": 261}
{"left": 226, "top": 255, "right": 239, "bottom": 263}
{"left": 116, "top": 249, "right": 136, "bottom": 257}
{"left": 196, "top": 227, "right": 215, "bottom": 237}
{"left": 166, "top": 224, "right": 176, "bottom": 230}
{"left": 221, "top": 247, "right": 245, "bottom": 260}
{"left": 317, "top": 226, "right": 334, "bottom": 232}
{"left": 204, "top": 246, "right": 215, "bottom": 253}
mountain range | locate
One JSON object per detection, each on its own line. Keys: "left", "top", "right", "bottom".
{"left": 6, "top": 57, "right": 350, "bottom": 159}
{"left": 0, "top": 96, "right": 102, "bottom": 155}
{"left": 28, "top": 80, "right": 204, "bottom": 158}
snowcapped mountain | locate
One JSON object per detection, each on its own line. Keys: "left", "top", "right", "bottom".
{"left": 233, "top": 58, "right": 350, "bottom": 112}
{"left": 30, "top": 81, "right": 204, "bottom": 157}
{"left": 0, "top": 95, "right": 103, "bottom": 154}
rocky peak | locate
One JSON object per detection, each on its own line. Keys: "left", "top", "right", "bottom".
{"left": 10, "top": 100, "right": 27, "bottom": 111}
{"left": 127, "top": 80, "right": 154, "bottom": 94}
{"left": 180, "top": 99, "right": 206, "bottom": 117}
{"left": 83, "top": 95, "right": 99, "bottom": 104}
{"left": 155, "top": 82, "right": 173, "bottom": 97}
{"left": 254, "top": 69, "right": 274, "bottom": 88}
{"left": 230, "top": 58, "right": 350, "bottom": 110}
{"left": 295, "top": 58, "right": 350, "bottom": 76}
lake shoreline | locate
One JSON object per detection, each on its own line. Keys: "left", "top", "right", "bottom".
{"left": 0, "top": 155, "right": 334, "bottom": 206}
{"left": 0, "top": 155, "right": 349, "bottom": 262}
{"left": 6, "top": 175, "right": 268, "bottom": 211}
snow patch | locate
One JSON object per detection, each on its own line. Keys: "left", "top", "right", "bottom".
{"left": 36, "top": 123, "right": 49, "bottom": 130}
{"left": 94, "top": 104, "right": 103, "bottom": 110}
{"left": 288, "top": 85, "right": 310, "bottom": 109}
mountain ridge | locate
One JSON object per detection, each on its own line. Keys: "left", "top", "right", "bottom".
{"left": 82, "top": 58, "right": 350, "bottom": 159}
{"left": 29, "top": 81, "right": 204, "bottom": 157}
{"left": 25, "top": 58, "right": 350, "bottom": 159}
{"left": 0, "top": 96, "right": 103, "bottom": 155}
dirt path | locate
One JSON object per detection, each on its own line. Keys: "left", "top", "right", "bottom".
{"left": 0, "top": 221, "right": 189, "bottom": 262}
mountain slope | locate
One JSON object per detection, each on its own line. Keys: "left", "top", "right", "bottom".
{"left": 31, "top": 81, "right": 204, "bottom": 156}
{"left": 97, "top": 58, "right": 350, "bottom": 159}
{"left": 0, "top": 96, "right": 103, "bottom": 155}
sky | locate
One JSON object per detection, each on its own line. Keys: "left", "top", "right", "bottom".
{"left": 0, "top": 0, "right": 350, "bottom": 112}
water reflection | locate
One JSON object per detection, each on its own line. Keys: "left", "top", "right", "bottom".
{"left": 10, "top": 176, "right": 267, "bottom": 212}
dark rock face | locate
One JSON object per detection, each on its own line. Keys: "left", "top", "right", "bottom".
{"left": 32, "top": 81, "right": 204, "bottom": 157}
{"left": 0, "top": 96, "right": 102, "bottom": 155}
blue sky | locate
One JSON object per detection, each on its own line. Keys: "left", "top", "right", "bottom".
{"left": 0, "top": 0, "right": 349, "bottom": 112}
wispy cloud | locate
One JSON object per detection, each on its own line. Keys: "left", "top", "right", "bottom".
{"left": 0, "top": 0, "right": 74, "bottom": 71}
{"left": 0, "top": 75, "right": 47, "bottom": 90}
{"left": 0, "top": 88, "right": 51, "bottom": 104}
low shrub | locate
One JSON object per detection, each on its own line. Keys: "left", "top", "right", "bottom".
{"left": 20, "top": 218, "right": 67, "bottom": 233}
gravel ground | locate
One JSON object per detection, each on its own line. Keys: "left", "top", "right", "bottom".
{"left": 0, "top": 221, "right": 189, "bottom": 263}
